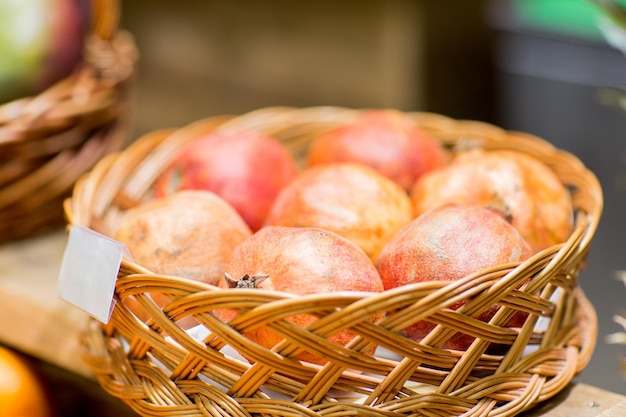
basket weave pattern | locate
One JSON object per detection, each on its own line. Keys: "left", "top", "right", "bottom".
{"left": 65, "top": 107, "right": 602, "bottom": 416}
{"left": 0, "top": 0, "right": 137, "bottom": 243}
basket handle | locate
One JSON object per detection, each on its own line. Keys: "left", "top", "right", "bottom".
{"left": 90, "top": 0, "right": 120, "bottom": 41}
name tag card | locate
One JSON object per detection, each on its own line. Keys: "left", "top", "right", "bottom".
{"left": 57, "top": 225, "right": 129, "bottom": 323}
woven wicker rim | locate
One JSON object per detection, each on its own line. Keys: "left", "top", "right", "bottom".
{"left": 65, "top": 106, "right": 603, "bottom": 417}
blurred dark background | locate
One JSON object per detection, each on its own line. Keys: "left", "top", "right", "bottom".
{"left": 119, "top": 0, "right": 626, "bottom": 394}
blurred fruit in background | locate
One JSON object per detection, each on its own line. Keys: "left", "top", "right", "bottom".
{"left": 0, "top": 0, "right": 90, "bottom": 104}
{"left": 0, "top": 345, "right": 51, "bottom": 417}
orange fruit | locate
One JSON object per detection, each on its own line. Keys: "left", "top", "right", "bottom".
{"left": 0, "top": 346, "right": 50, "bottom": 417}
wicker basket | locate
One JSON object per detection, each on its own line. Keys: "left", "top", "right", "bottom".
{"left": 65, "top": 106, "right": 602, "bottom": 417}
{"left": 0, "top": 0, "right": 137, "bottom": 243}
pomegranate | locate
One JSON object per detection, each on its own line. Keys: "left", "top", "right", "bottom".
{"left": 377, "top": 203, "right": 533, "bottom": 351}
{"left": 264, "top": 163, "right": 414, "bottom": 262}
{"left": 114, "top": 190, "right": 253, "bottom": 322}
{"left": 217, "top": 226, "right": 385, "bottom": 365}
{"left": 410, "top": 149, "right": 573, "bottom": 253}
{"left": 115, "top": 190, "right": 252, "bottom": 285}
{"left": 154, "top": 129, "right": 299, "bottom": 231}
{"left": 307, "top": 110, "right": 450, "bottom": 190}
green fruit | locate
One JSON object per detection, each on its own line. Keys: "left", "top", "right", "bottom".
{"left": 0, "top": 0, "right": 89, "bottom": 103}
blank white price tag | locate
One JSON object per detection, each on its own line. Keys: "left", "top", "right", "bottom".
{"left": 57, "top": 225, "right": 127, "bottom": 323}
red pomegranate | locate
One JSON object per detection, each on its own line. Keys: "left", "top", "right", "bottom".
{"left": 377, "top": 203, "right": 533, "bottom": 351}
{"left": 264, "top": 163, "right": 414, "bottom": 262}
{"left": 154, "top": 129, "right": 299, "bottom": 231}
{"left": 307, "top": 110, "right": 450, "bottom": 190}
{"left": 217, "top": 226, "right": 385, "bottom": 365}
{"left": 410, "top": 149, "right": 573, "bottom": 253}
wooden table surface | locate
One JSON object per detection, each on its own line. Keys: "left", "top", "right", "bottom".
{"left": 1, "top": 229, "right": 625, "bottom": 416}
{"left": 520, "top": 383, "right": 626, "bottom": 416}
{"left": 0, "top": 228, "right": 93, "bottom": 379}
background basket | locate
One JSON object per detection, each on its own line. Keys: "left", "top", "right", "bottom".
{"left": 0, "top": 0, "right": 137, "bottom": 244}
{"left": 65, "top": 106, "right": 602, "bottom": 416}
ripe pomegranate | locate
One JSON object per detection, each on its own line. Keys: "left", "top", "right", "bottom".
{"left": 264, "top": 163, "right": 414, "bottom": 262}
{"left": 115, "top": 190, "right": 252, "bottom": 285}
{"left": 217, "top": 226, "right": 385, "bottom": 365}
{"left": 114, "top": 190, "right": 252, "bottom": 325}
{"left": 410, "top": 149, "right": 573, "bottom": 253}
{"left": 377, "top": 203, "right": 533, "bottom": 351}
{"left": 154, "top": 129, "right": 299, "bottom": 231}
{"left": 307, "top": 110, "right": 450, "bottom": 190}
